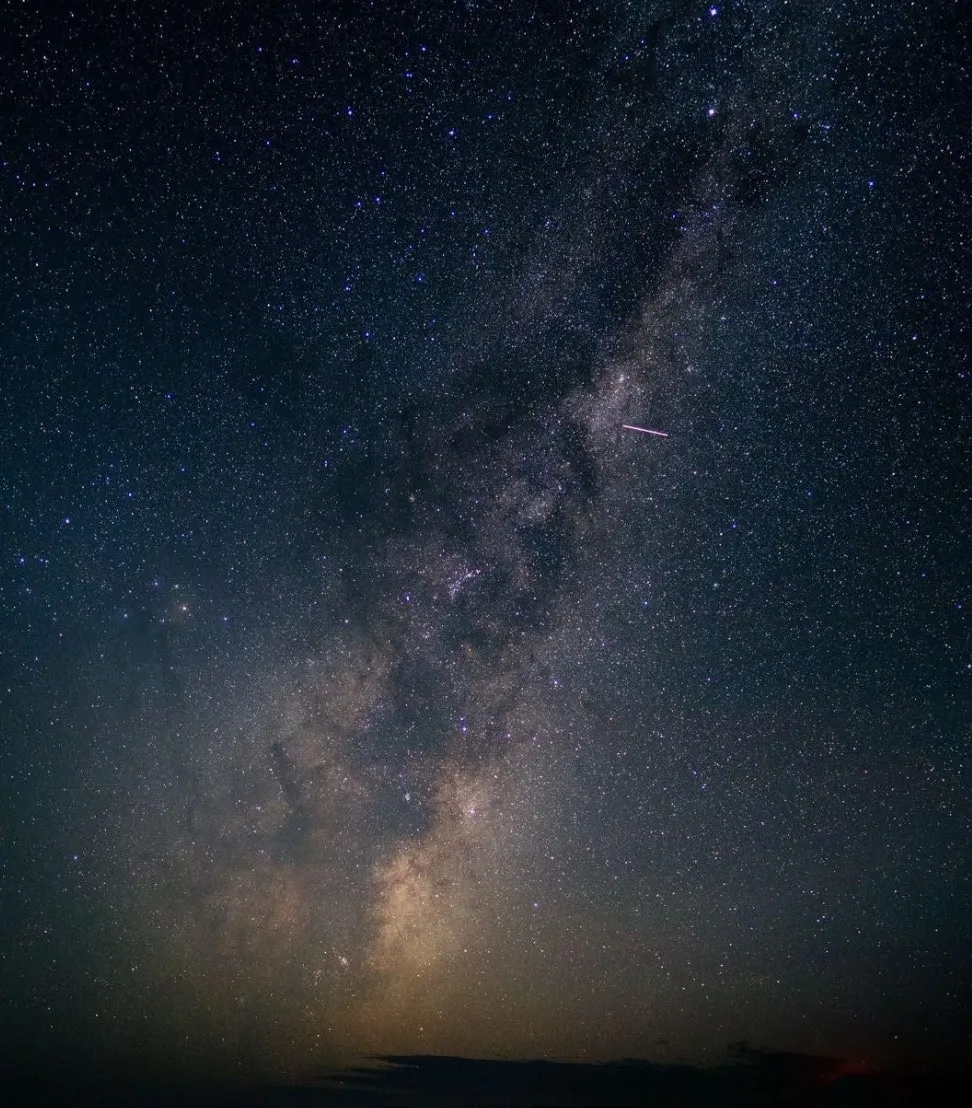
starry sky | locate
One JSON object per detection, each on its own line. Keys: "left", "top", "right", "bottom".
{"left": 1, "top": 0, "right": 970, "bottom": 1095}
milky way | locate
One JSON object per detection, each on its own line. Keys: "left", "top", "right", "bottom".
{"left": 2, "top": 0, "right": 969, "bottom": 1088}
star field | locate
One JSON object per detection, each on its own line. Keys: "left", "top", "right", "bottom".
{"left": 1, "top": 0, "right": 970, "bottom": 1094}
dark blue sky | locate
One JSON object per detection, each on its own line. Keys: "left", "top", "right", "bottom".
{"left": 1, "top": 0, "right": 969, "bottom": 1094}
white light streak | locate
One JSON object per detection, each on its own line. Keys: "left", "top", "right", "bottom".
{"left": 622, "top": 424, "right": 669, "bottom": 437}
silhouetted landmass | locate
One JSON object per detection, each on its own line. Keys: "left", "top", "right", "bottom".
{"left": 4, "top": 1047, "right": 971, "bottom": 1108}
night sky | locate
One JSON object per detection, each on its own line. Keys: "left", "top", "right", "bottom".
{"left": 2, "top": 0, "right": 970, "bottom": 1098}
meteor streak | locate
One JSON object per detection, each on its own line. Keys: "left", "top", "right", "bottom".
{"left": 622, "top": 424, "right": 669, "bottom": 437}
